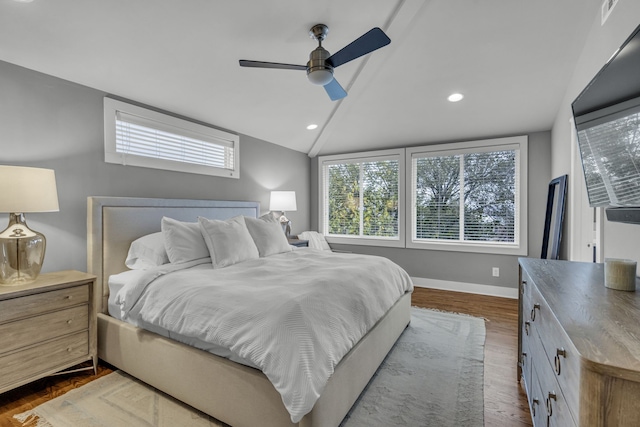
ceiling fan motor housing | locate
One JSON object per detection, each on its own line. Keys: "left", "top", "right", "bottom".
{"left": 307, "top": 46, "right": 333, "bottom": 85}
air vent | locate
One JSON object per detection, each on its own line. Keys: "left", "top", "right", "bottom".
{"left": 601, "top": 0, "right": 619, "bottom": 25}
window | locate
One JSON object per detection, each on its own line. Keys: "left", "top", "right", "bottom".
{"left": 319, "top": 149, "right": 405, "bottom": 247}
{"left": 104, "top": 98, "right": 239, "bottom": 178}
{"left": 406, "top": 136, "right": 528, "bottom": 255}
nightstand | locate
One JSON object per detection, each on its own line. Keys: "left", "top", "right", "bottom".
{"left": 287, "top": 238, "right": 309, "bottom": 247}
{"left": 0, "top": 270, "right": 97, "bottom": 394}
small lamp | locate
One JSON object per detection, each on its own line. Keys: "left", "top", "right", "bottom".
{"left": 0, "top": 166, "right": 59, "bottom": 285}
{"left": 269, "top": 191, "right": 297, "bottom": 238}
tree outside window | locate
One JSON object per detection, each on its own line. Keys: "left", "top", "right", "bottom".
{"left": 326, "top": 159, "right": 399, "bottom": 238}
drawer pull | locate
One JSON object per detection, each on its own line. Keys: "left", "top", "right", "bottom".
{"left": 546, "top": 391, "right": 557, "bottom": 417}
{"left": 519, "top": 352, "right": 527, "bottom": 367}
{"left": 531, "top": 304, "right": 540, "bottom": 321}
{"left": 554, "top": 348, "right": 566, "bottom": 375}
{"left": 67, "top": 319, "right": 73, "bottom": 325}
{"left": 67, "top": 347, "right": 72, "bottom": 352}
{"left": 531, "top": 398, "right": 539, "bottom": 417}
{"left": 65, "top": 295, "right": 73, "bottom": 300}
{"left": 524, "top": 321, "right": 530, "bottom": 335}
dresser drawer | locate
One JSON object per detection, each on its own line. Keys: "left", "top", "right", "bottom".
{"left": 534, "top": 300, "right": 580, "bottom": 420}
{"left": 520, "top": 319, "right": 533, "bottom": 397}
{"left": 0, "top": 305, "right": 89, "bottom": 354}
{"left": 535, "top": 341, "right": 577, "bottom": 427}
{"left": 0, "top": 331, "right": 89, "bottom": 391}
{"left": 0, "top": 285, "right": 89, "bottom": 323}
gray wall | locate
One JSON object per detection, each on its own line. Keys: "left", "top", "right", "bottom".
{"left": 551, "top": 2, "right": 640, "bottom": 264}
{"left": 0, "top": 60, "right": 311, "bottom": 274}
{"left": 312, "top": 131, "right": 551, "bottom": 290}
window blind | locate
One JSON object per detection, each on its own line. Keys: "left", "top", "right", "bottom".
{"left": 116, "top": 111, "right": 234, "bottom": 170}
{"left": 322, "top": 156, "right": 400, "bottom": 239}
{"left": 412, "top": 148, "right": 518, "bottom": 244}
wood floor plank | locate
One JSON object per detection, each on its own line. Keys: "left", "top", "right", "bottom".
{"left": 0, "top": 287, "right": 532, "bottom": 426}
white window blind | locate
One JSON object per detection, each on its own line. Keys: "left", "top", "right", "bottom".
{"left": 104, "top": 98, "right": 239, "bottom": 178}
{"left": 318, "top": 149, "right": 405, "bottom": 247}
{"left": 406, "top": 136, "right": 527, "bottom": 255}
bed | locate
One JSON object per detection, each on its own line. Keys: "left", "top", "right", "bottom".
{"left": 87, "top": 196, "right": 413, "bottom": 427}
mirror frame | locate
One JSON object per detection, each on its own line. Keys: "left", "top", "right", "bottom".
{"left": 541, "top": 175, "right": 568, "bottom": 259}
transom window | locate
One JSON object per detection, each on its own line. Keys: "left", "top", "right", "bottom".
{"left": 104, "top": 98, "right": 239, "bottom": 178}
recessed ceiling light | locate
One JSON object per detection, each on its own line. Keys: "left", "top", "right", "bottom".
{"left": 447, "top": 93, "right": 464, "bottom": 102}
{"left": 306, "top": 124, "right": 318, "bottom": 130}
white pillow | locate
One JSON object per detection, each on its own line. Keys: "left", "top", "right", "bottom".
{"left": 245, "top": 216, "right": 292, "bottom": 257}
{"left": 198, "top": 216, "right": 259, "bottom": 268}
{"left": 125, "top": 232, "right": 170, "bottom": 269}
{"left": 161, "top": 216, "right": 210, "bottom": 264}
{"left": 259, "top": 212, "right": 280, "bottom": 223}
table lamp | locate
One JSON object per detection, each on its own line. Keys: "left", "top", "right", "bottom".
{"left": 0, "top": 166, "right": 59, "bottom": 285}
{"left": 269, "top": 191, "right": 297, "bottom": 237}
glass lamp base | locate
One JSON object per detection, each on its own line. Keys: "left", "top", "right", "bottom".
{"left": 0, "top": 213, "right": 46, "bottom": 285}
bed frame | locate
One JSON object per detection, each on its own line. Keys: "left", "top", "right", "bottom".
{"left": 87, "top": 196, "right": 411, "bottom": 427}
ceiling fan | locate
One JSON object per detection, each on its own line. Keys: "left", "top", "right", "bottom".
{"left": 239, "top": 24, "right": 391, "bottom": 101}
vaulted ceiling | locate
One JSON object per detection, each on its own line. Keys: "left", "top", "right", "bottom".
{"left": 0, "top": 0, "right": 600, "bottom": 156}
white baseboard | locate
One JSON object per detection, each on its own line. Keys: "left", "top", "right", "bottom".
{"left": 411, "top": 276, "right": 518, "bottom": 299}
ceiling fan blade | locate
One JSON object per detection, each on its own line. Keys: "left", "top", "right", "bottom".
{"left": 324, "top": 78, "right": 347, "bottom": 101}
{"left": 326, "top": 27, "right": 391, "bottom": 68}
{"left": 239, "top": 60, "right": 306, "bottom": 71}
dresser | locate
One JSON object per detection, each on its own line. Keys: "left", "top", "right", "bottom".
{"left": 518, "top": 258, "right": 640, "bottom": 427}
{"left": 0, "top": 270, "right": 97, "bottom": 394}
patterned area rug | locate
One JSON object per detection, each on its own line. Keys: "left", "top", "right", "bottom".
{"left": 15, "top": 308, "right": 485, "bottom": 427}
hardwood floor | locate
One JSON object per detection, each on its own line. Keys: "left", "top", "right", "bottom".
{"left": 0, "top": 287, "right": 532, "bottom": 426}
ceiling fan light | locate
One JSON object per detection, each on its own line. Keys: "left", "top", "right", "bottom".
{"left": 307, "top": 69, "right": 333, "bottom": 86}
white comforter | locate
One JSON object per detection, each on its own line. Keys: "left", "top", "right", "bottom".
{"left": 115, "top": 249, "right": 413, "bottom": 423}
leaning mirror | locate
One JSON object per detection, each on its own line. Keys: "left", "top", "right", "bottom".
{"left": 541, "top": 175, "right": 568, "bottom": 259}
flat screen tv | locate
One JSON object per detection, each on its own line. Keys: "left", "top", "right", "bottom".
{"left": 572, "top": 23, "right": 640, "bottom": 224}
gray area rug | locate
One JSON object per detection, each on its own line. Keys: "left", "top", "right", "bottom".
{"left": 14, "top": 308, "right": 485, "bottom": 427}
{"left": 341, "top": 307, "right": 485, "bottom": 427}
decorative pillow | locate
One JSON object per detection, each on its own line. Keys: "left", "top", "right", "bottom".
{"left": 125, "top": 232, "right": 170, "bottom": 269}
{"left": 259, "top": 212, "right": 280, "bottom": 223}
{"left": 161, "top": 216, "right": 210, "bottom": 264}
{"left": 198, "top": 216, "right": 259, "bottom": 268}
{"left": 245, "top": 216, "right": 292, "bottom": 257}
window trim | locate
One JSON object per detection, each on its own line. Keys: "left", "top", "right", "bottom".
{"left": 318, "top": 148, "right": 405, "bottom": 248}
{"left": 405, "top": 136, "right": 528, "bottom": 255}
{"left": 104, "top": 97, "right": 240, "bottom": 179}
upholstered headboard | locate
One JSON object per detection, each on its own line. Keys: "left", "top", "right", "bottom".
{"left": 87, "top": 197, "right": 260, "bottom": 313}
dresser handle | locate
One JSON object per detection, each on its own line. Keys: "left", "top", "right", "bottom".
{"left": 531, "top": 304, "right": 540, "bottom": 321}
{"left": 524, "top": 321, "right": 530, "bottom": 335}
{"left": 520, "top": 352, "right": 527, "bottom": 367}
{"left": 531, "top": 398, "right": 539, "bottom": 417}
{"left": 67, "top": 347, "right": 72, "bottom": 352}
{"left": 546, "top": 392, "right": 557, "bottom": 417}
{"left": 66, "top": 295, "right": 73, "bottom": 300}
{"left": 67, "top": 319, "right": 73, "bottom": 325}
{"left": 554, "top": 348, "right": 566, "bottom": 375}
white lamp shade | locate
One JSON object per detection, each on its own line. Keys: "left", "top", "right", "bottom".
{"left": 269, "top": 191, "right": 297, "bottom": 212}
{"left": 0, "top": 166, "right": 60, "bottom": 213}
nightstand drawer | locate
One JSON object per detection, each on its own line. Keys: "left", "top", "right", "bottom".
{"left": 0, "top": 284, "right": 89, "bottom": 323}
{"left": 0, "top": 331, "right": 89, "bottom": 391}
{"left": 0, "top": 305, "right": 89, "bottom": 354}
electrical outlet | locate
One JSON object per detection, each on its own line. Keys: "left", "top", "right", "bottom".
{"left": 492, "top": 267, "right": 500, "bottom": 277}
